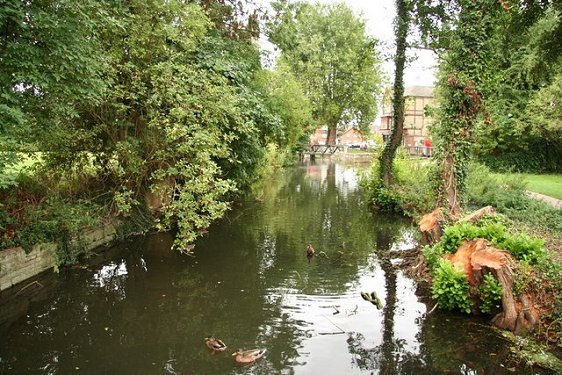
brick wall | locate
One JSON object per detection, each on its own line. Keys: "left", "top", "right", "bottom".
{"left": 0, "top": 224, "right": 117, "bottom": 292}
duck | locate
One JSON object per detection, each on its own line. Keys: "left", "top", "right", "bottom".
{"left": 361, "top": 291, "right": 383, "bottom": 310}
{"left": 232, "top": 348, "right": 267, "bottom": 364}
{"left": 205, "top": 337, "right": 227, "bottom": 352}
{"left": 306, "top": 244, "right": 315, "bottom": 258}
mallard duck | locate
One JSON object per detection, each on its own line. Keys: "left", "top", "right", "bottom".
{"left": 306, "top": 244, "right": 315, "bottom": 258}
{"left": 232, "top": 348, "right": 267, "bottom": 364}
{"left": 361, "top": 291, "right": 383, "bottom": 310}
{"left": 205, "top": 337, "right": 227, "bottom": 352}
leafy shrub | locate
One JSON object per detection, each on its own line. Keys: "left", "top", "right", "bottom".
{"left": 426, "top": 219, "right": 546, "bottom": 265}
{"left": 502, "top": 233, "right": 547, "bottom": 264}
{"left": 422, "top": 244, "right": 444, "bottom": 271}
{"left": 478, "top": 273, "right": 503, "bottom": 314}
{"left": 431, "top": 258, "right": 472, "bottom": 314}
{"left": 440, "top": 222, "right": 482, "bottom": 253}
{"left": 363, "top": 152, "right": 435, "bottom": 218}
{"left": 465, "top": 162, "right": 527, "bottom": 210}
{"left": 466, "top": 162, "right": 562, "bottom": 233}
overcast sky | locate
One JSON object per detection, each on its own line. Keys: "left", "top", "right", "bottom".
{"left": 260, "top": 0, "right": 437, "bottom": 87}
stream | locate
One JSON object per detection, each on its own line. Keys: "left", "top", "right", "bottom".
{"left": 0, "top": 159, "right": 554, "bottom": 374}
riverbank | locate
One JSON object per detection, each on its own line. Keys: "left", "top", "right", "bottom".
{"left": 363, "top": 156, "right": 562, "bottom": 364}
{"left": 0, "top": 223, "right": 119, "bottom": 292}
{"left": 2, "top": 160, "right": 558, "bottom": 374}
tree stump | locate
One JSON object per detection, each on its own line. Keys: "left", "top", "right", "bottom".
{"left": 419, "top": 208, "right": 443, "bottom": 245}
{"left": 444, "top": 238, "right": 539, "bottom": 333}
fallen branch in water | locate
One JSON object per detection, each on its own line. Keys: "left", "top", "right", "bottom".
{"left": 426, "top": 302, "right": 439, "bottom": 315}
{"left": 322, "top": 314, "right": 346, "bottom": 333}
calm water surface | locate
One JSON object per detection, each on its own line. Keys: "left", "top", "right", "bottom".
{"left": 0, "top": 160, "right": 554, "bottom": 374}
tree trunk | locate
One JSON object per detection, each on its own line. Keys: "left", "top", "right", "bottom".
{"left": 441, "top": 152, "right": 461, "bottom": 218}
{"left": 458, "top": 206, "right": 495, "bottom": 223}
{"left": 326, "top": 125, "right": 337, "bottom": 146}
{"left": 490, "top": 260, "right": 518, "bottom": 331}
{"left": 379, "top": 0, "right": 409, "bottom": 186}
{"left": 419, "top": 208, "right": 443, "bottom": 244}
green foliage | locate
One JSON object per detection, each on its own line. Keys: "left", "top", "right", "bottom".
{"left": 364, "top": 154, "right": 436, "bottom": 218}
{"left": 268, "top": 1, "right": 383, "bottom": 143}
{"left": 442, "top": 222, "right": 483, "bottom": 252}
{"left": 0, "top": 0, "right": 111, "bottom": 159}
{"left": 426, "top": 218, "right": 547, "bottom": 265}
{"left": 113, "top": 188, "right": 139, "bottom": 217}
{"left": 1, "top": 0, "right": 306, "bottom": 258}
{"left": 422, "top": 244, "right": 442, "bottom": 273}
{"left": 478, "top": 273, "right": 503, "bottom": 314}
{"left": 426, "top": 0, "right": 504, "bottom": 215}
{"left": 258, "top": 61, "right": 314, "bottom": 151}
{"left": 466, "top": 163, "right": 562, "bottom": 233}
{"left": 525, "top": 71, "right": 562, "bottom": 158}
{"left": 76, "top": 1, "right": 278, "bottom": 251}
{"left": 4, "top": 198, "right": 101, "bottom": 266}
{"left": 502, "top": 233, "right": 546, "bottom": 264}
{"left": 431, "top": 258, "right": 473, "bottom": 314}
{"left": 466, "top": 162, "right": 527, "bottom": 209}
{"left": 532, "top": 260, "right": 562, "bottom": 344}
{"left": 471, "top": 8, "right": 562, "bottom": 173}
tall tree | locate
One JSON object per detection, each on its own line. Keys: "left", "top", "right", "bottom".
{"left": 473, "top": 5, "right": 562, "bottom": 172}
{"left": 435, "top": 0, "right": 503, "bottom": 216}
{"left": 412, "top": 0, "right": 504, "bottom": 216}
{"left": 268, "top": 1, "right": 383, "bottom": 145}
{"left": 379, "top": 0, "right": 411, "bottom": 186}
{"left": 259, "top": 59, "right": 314, "bottom": 151}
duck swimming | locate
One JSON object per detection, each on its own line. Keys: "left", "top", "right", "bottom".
{"left": 232, "top": 348, "right": 267, "bottom": 364}
{"left": 205, "top": 337, "right": 227, "bottom": 352}
{"left": 306, "top": 244, "right": 315, "bottom": 258}
{"left": 361, "top": 291, "right": 383, "bottom": 310}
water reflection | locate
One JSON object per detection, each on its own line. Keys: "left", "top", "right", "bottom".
{"left": 0, "top": 159, "right": 556, "bottom": 374}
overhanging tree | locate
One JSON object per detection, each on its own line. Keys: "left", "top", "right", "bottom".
{"left": 268, "top": 1, "right": 383, "bottom": 145}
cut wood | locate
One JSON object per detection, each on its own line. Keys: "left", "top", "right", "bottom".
{"left": 458, "top": 206, "right": 496, "bottom": 223}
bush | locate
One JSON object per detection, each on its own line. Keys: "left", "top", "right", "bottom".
{"left": 431, "top": 258, "right": 473, "bottom": 314}
{"left": 466, "top": 162, "right": 562, "bottom": 233}
{"left": 363, "top": 151, "right": 436, "bottom": 218}
{"left": 425, "top": 219, "right": 546, "bottom": 265}
{"left": 478, "top": 273, "right": 503, "bottom": 314}
{"left": 502, "top": 233, "right": 547, "bottom": 264}
{"left": 465, "top": 162, "right": 527, "bottom": 210}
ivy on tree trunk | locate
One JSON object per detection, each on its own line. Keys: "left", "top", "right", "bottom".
{"left": 379, "top": 0, "right": 410, "bottom": 186}
{"left": 431, "top": 0, "right": 501, "bottom": 217}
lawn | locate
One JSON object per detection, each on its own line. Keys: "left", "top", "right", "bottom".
{"left": 502, "top": 173, "right": 562, "bottom": 200}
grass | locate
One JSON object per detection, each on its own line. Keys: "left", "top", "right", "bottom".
{"left": 494, "top": 173, "right": 562, "bottom": 200}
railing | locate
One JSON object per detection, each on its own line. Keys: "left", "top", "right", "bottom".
{"left": 406, "top": 146, "right": 432, "bottom": 157}
{"left": 307, "top": 144, "right": 342, "bottom": 156}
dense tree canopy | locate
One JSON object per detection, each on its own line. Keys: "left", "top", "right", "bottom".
{"left": 0, "top": 0, "right": 110, "bottom": 164}
{"left": 267, "top": 1, "right": 383, "bottom": 145}
{"left": 0, "top": 0, "right": 305, "bottom": 254}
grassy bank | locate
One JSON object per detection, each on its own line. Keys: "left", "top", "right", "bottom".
{"left": 493, "top": 173, "right": 562, "bottom": 200}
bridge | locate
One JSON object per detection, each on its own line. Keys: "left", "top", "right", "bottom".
{"left": 306, "top": 144, "right": 342, "bottom": 158}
